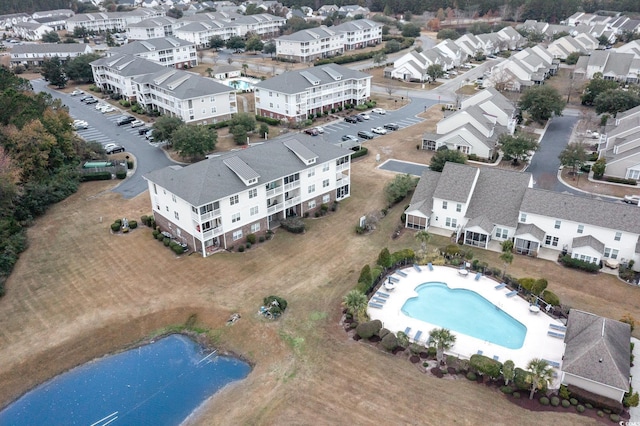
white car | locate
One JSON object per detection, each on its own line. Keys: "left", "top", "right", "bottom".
{"left": 371, "top": 126, "right": 387, "bottom": 135}
{"left": 95, "top": 103, "right": 109, "bottom": 111}
{"left": 624, "top": 195, "right": 640, "bottom": 205}
{"left": 372, "top": 108, "right": 386, "bottom": 115}
{"left": 358, "top": 113, "right": 370, "bottom": 120}
{"left": 102, "top": 106, "right": 115, "bottom": 113}
{"left": 313, "top": 126, "right": 324, "bottom": 134}
{"left": 72, "top": 120, "right": 88, "bottom": 130}
{"left": 70, "top": 89, "right": 83, "bottom": 96}
{"left": 130, "top": 120, "right": 145, "bottom": 128}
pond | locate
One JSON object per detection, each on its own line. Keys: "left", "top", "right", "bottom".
{"left": 0, "top": 334, "right": 250, "bottom": 425}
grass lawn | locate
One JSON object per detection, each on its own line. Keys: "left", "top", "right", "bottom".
{"left": 0, "top": 123, "right": 631, "bottom": 425}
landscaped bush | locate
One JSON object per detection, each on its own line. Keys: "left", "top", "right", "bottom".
{"left": 585, "top": 403, "right": 593, "bottom": 409}
{"left": 127, "top": 160, "right": 134, "bottom": 169}
{"left": 263, "top": 295, "right": 287, "bottom": 315}
{"left": 255, "top": 115, "right": 280, "bottom": 126}
{"left": 245, "top": 242, "right": 251, "bottom": 249}
{"left": 356, "top": 319, "right": 382, "bottom": 339}
{"left": 380, "top": 332, "right": 398, "bottom": 351}
{"left": 111, "top": 222, "right": 120, "bottom": 232}
{"left": 542, "top": 289, "right": 560, "bottom": 306}
{"left": 500, "top": 386, "right": 513, "bottom": 394}
{"left": 259, "top": 236, "right": 265, "bottom": 243}
{"left": 513, "top": 368, "right": 531, "bottom": 391}
{"left": 163, "top": 237, "right": 171, "bottom": 246}
{"left": 577, "top": 405, "right": 585, "bottom": 413}
{"left": 152, "top": 229, "right": 160, "bottom": 238}
{"left": 562, "top": 399, "right": 571, "bottom": 408}
{"left": 559, "top": 254, "right": 601, "bottom": 272}
{"left": 597, "top": 411, "right": 604, "bottom": 417}
{"left": 550, "top": 396, "right": 560, "bottom": 406}
{"left": 238, "top": 245, "right": 245, "bottom": 252}
{"left": 128, "top": 220, "right": 137, "bottom": 229}
{"left": 246, "top": 233, "right": 256, "bottom": 244}
{"left": 610, "top": 414, "right": 620, "bottom": 422}
{"left": 80, "top": 172, "right": 112, "bottom": 181}
{"left": 512, "top": 392, "right": 520, "bottom": 399}
{"left": 469, "top": 354, "right": 502, "bottom": 379}
{"left": 379, "top": 328, "right": 390, "bottom": 338}
{"left": 466, "top": 372, "right": 477, "bottom": 381}
{"left": 603, "top": 176, "right": 637, "bottom": 185}
{"left": 351, "top": 146, "right": 368, "bottom": 159}
{"left": 280, "top": 217, "right": 305, "bottom": 234}
{"left": 391, "top": 249, "right": 416, "bottom": 266}
{"left": 570, "top": 398, "right": 578, "bottom": 406}
{"left": 540, "top": 397, "right": 550, "bottom": 406}
{"left": 169, "top": 242, "right": 185, "bottom": 254}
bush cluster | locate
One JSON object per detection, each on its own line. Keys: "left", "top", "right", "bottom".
{"left": 539, "top": 397, "right": 550, "bottom": 406}
{"left": 559, "top": 254, "right": 601, "bottom": 272}
{"left": 351, "top": 146, "right": 368, "bottom": 159}
{"left": 469, "top": 354, "right": 502, "bottom": 379}
{"left": 355, "top": 319, "right": 382, "bottom": 339}
{"left": 80, "top": 171, "right": 112, "bottom": 182}
{"left": 280, "top": 217, "right": 305, "bottom": 234}
{"left": 263, "top": 295, "right": 287, "bottom": 315}
{"left": 602, "top": 176, "right": 637, "bottom": 185}
{"left": 551, "top": 396, "right": 560, "bottom": 406}
{"left": 140, "top": 215, "right": 156, "bottom": 228}
{"left": 116, "top": 170, "right": 127, "bottom": 179}
{"left": 255, "top": 115, "right": 280, "bottom": 126}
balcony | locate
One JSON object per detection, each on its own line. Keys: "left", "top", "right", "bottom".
{"left": 202, "top": 226, "right": 224, "bottom": 239}
{"left": 336, "top": 162, "right": 350, "bottom": 173}
{"left": 267, "top": 203, "right": 283, "bottom": 214}
{"left": 284, "top": 196, "right": 301, "bottom": 208}
{"left": 266, "top": 185, "right": 282, "bottom": 197}
{"left": 191, "top": 208, "right": 221, "bottom": 222}
{"left": 336, "top": 173, "right": 350, "bottom": 186}
{"left": 284, "top": 181, "right": 300, "bottom": 191}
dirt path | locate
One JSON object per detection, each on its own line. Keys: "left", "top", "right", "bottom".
{"left": 0, "top": 129, "right": 629, "bottom": 425}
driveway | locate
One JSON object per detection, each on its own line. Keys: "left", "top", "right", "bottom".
{"left": 31, "top": 79, "right": 177, "bottom": 199}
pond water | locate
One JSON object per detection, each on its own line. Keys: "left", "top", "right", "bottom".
{"left": 0, "top": 334, "right": 250, "bottom": 425}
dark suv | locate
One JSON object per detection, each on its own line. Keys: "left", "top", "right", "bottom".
{"left": 117, "top": 115, "right": 136, "bottom": 126}
{"left": 357, "top": 130, "right": 375, "bottom": 140}
{"left": 383, "top": 123, "right": 400, "bottom": 131}
{"left": 344, "top": 116, "right": 358, "bottom": 123}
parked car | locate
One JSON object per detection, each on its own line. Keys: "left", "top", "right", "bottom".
{"left": 372, "top": 108, "right": 386, "bottom": 115}
{"left": 341, "top": 135, "right": 358, "bottom": 142}
{"left": 130, "top": 120, "right": 145, "bottom": 128}
{"left": 70, "top": 89, "right": 83, "bottom": 96}
{"left": 116, "top": 115, "right": 136, "bottom": 126}
{"left": 79, "top": 95, "right": 93, "bottom": 102}
{"left": 72, "top": 120, "right": 88, "bottom": 130}
{"left": 145, "top": 129, "right": 154, "bottom": 141}
{"left": 105, "top": 144, "right": 125, "bottom": 154}
{"left": 371, "top": 126, "right": 387, "bottom": 135}
{"left": 358, "top": 113, "right": 370, "bottom": 120}
{"left": 344, "top": 116, "right": 358, "bottom": 123}
{"left": 138, "top": 126, "right": 152, "bottom": 135}
{"left": 304, "top": 128, "right": 319, "bottom": 136}
{"left": 313, "top": 126, "right": 324, "bottom": 134}
{"left": 354, "top": 114, "right": 365, "bottom": 122}
{"left": 383, "top": 123, "right": 400, "bottom": 131}
{"left": 84, "top": 98, "right": 98, "bottom": 105}
{"left": 357, "top": 130, "right": 375, "bottom": 140}
{"left": 95, "top": 103, "right": 108, "bottom": 111}
{"left": 623, "top": 195, "right": 640, "bottom": 205}
{"left": 101, "top": 106, "right": 115, "bottom": 113}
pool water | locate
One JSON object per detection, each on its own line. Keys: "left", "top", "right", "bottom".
{"left": 0, "top": 334, "right": 251, "bottom": 425}
{"left": 402, "top": 282, "right": 527, "bottom": 349}
{"left": 227, "top": 79, "right": 255, "bottom": 91}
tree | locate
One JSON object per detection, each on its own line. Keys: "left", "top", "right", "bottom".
{"left": 415, "top": 230, "right": 431, "bottom": 255}
{"left": 519, "top": 86, "right": 565, "bottom": 123}
{"left": 209, "top": 36, "right": 225, "bottom": 50}
{"left": 597, "top": 35, "right": 610, "bottom": 46}
{"left": 427, "top": 18, "right": 440, "bottom": 32}
{"left": 469, "top": 22, "right": 491, "bottom": 35}
{"left": 105, "top": 30, "right": 115, "bottom": 47}
{"left": 73, "top": 26, "right": 89, "bottom": 39}
{"left": 245, "top": 36, "right": 264, "bottom": 52}
{"left": 258, "top": 123, "right": 269, "bottom": 138}
{"left": 581, "top": 76, "right": 618, "bottom": 106}
{"left": 377, "top": 247, "right": 392, "bottom": 269}
{"left": 592, "top": 157, "right": 606, "bottom": 179}
{"left": 401, "top": 23, "right": 421, "bottom": 38}
{"left": 384, "top": 173, "right": 417, "bottom": 206}
{"left": 152, "top": 116, "right": 183, "bottom": 144}
{"left": 565, "top": 51, "right": 582, "bottom": 65}
{"left": 498, "top": 134, "right": 539, "bottom": 165}
{"left": 436, "top": 28, "right": 459, "bottom": 40}
{"left": 241, "top": 63, "right": 249, "bottom": 77}
{"left": 42, "top": 31, "right": 60, "bottom": 43}
{"left": 426, "top": 64, "right": 445, "bottom": 82}
{"left": 384, "top": 40, "right": 401, "bottom": 53}
{"left": 263, "top": 41, "right": 276, "bottom": 57}
{"left": 231, "top": 125, "right": 247, "bottom": 145}
{"left": 167, "top": 7, "right": 183, "bottom": 19}
{"left": 343, "top": 289, "right": 368, "bottom": 322}
{"left": 226, "top": 36, "right": 246, "bottom": 50}
{"left": 40, "top": 57, "right": 67, "bottom": 88}
{"left": 64, "top": 53, "right": 102, "bottom": 82}
{"left": 430, "top": 147, "right": 467, "bottom": 172}
{"left": 428, "top": 328, "right": 456, "bottom": 365}
{"left": 372, "top": 51, "right": 387, "bottom": 66}
{"left": 525, "top": 358, "right": 554, "bottom": 400}
{"left": 558, "top": 142, "right": 587, "bottom": 176}
{"left": 229, "top": 113, "right": 256, "bottom": 145}
{"left": 500, "top": 240, "right": 514, "bottom": 278}
{"left": 170, "top": 124, "right": 217, "bottom": 161}
{"left": 594, "top": 89, "right": 640, "bottom": 117}
{"left": 502, "top": 360, "right": 515, "bottom": 386}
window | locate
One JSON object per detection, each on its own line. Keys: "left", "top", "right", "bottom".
{"left": 232, "top": 212, "right": 240, "bottom": 223}
{"left": 232, "top": 230, "right": 243, "bottom": 241}
{"left": 250, "top": 206, "right": 259, "bottom": 216}
{"left": 554, "top": 220, "right": 561, "bottom": 229}
{"left": 308, "top": 169, "right": 315, "bottom": 178}
{"left": 323, "top": 179, "right": 329, "bottom": 188}
{"left": 494, "top": 227, "right": 508, "bottom": 239}
{"left": 577, "top": 224, "right": 584, "bottom": 234}
{"left": 615, "top": 232, "right": 622, "bottom": 241}
{"left": 166, "top": 206, "right": 169, "bottom": 212}
{"left": 445, "top": 217, "right": 457, "bottom": 228}
{"left": 545, "top": 235, "right": 559, "bottom": 247}
{"left": 251, "top": 222, "right": 260, "bottom": 233}
{"left": 230, "top": 195, "right": 239, "bottom": 205}
{"left": 249, "top": 188, "right": 257, "bottom": 199}
{"left": 323, "top": 194, "right": 330, "bottom": 203}
{"left": 174, "top": 211, "right": 179, "bottom": 220}
{"left": 308, "top": 200, "right": 316, "bottom": 209}
{"left": 153, "top": 184, "right": 157, "bottom": 194}
{"left": 172, "top": 194, "right": 176, "bottom": 203}
{"left": 604, "top": 247, "right": 619, "bottom": 259}
{"left": 308, "top": 184, "right": 315, "bottom": 193}
{"left": 456, "top": 203, "right": 462, "bottom": 212}
{"left": 627, "top": 169, "right": 640, "bottom": 180}
{"left": 442, "top": 201, "right": 448, "bottom": 210}
{"left": 323, "top": 163, "right": 330, "bottom": 172}
{"left": 519, "top": 213, "right": 527, "bottom": 222}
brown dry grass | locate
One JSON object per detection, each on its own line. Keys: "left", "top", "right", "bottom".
{"left": 0, "top": 124, "right": 634, "bottom": 425}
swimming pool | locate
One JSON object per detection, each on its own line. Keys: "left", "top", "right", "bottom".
{"left": 402, "top": 282, "right": 527, "bottom": 349}
{"left": 226, "top": 78, "right": 258, "bottom": 91}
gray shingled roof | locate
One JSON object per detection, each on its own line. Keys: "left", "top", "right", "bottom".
{"left": 405, "top": 170, "right": 440, "bottom": 217}
{"left": 144, "top": 137, "right": 352, "bottom": 206}
{"left": 110, "top": 37, "right": 193, "bottom": 55}
{"left": 521, "top": 188, "right": 640, "bottom": 234}
{"left": 277, "top": 26, "right": 338, "bottom": 42}
{"left": 127, "top": 16, "right": 177, "bottom": 28}
{"left": 10, "top": 43, "right": 89, "bottom": 54}
{"left": 465, "top": 215, "right": 494, "bottom": 233}
{"left": 572, "top": 235, "right": 605, "bottom": 253}
{"left": 465, "top": 167, "right": 532, "bottom": 228}
{"left": 91, "top": 54, "right": 166, "bottom": 77}
{"left": 563, "top": 310, "right": 630, "bottom": 392}
{"left": 133, "top": 68, "right": 232, "bottom": 99}
{"left": 254, "top": 64, "right": 370, "bottom": 94}
{"left": 332, "top": 19, "right": 381, "bottom": 33}
{"left": 515, "top": 223, "right": 545, "bottom": 242}
{"left": 433, "top": 162, "right": 479, "bottom": 203}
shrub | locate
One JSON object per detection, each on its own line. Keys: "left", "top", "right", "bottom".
{"left": 152, "top": 229, "right": 159, "bottom": 238}
{"left": 585, "top": 403, "right": 593, "bottom": 409}
{"left": 559, "top": 384, "right": 571, "bottom": 399}
{"left": 597, "top": 411, "right": 604, "bottom": 417}
{"left": 603, "top": 176, "right": 637, "bottom": 185}
{"left": 170, "top": 243, "right": 185, "bottom": 254}
{"left": 238, "top": 245, "right": 245, "bottom": 252}
{"left": 110, "top": 222, "right": 120, "bottom": 232}
{"left": 542, "top": 290, "right": 560, "bottom": 306}
{"left": 469, "top": 354, "right": 502, "bottom": 379}
{"left": 263, "top": 295, "right": 287, "bottom": 315}
{"left": 116, "top": 170, "right": 127, "bottom": 179}
{"left": 500, "top": 386, "right": 513, "bottom": 394}
{"left": 129, "top": 220, "right": 137, "bottom": 229}
{"left": 80, "top": 172, "right": 112, "bottom": 181}
{"left": 576, "top": 405, "right": 585, "bottom": 413}
{"left": 551, "top": 396, "right": 560, "bottom": 406}
{"left": 351, "top": 146, "right": 369, "bottom": 159}
{"left": 513, "top": 368, "right": 530, "bottom": 391}
{"left": 245, "top": 242, "right": 251, "bottom": 249}
{"left": 246, "top": 233, "right": 256, "bottom": 245}
{"left": 163, "top": 237, "right": 170, "bottom": 246}
{"left": 559, "top": 254, "right": 601, "bottom": 272}
{"left": 280, "top": 217, "right": 305, "bottom": 234}
{"left": 255, "top": 115, "right": 281, "bottom": 126}
{"left": 512, "top": 392, "right": 520, "bottom": 399}
{"left": 466, "top": 372, "right": 477, "bottom": 381}
{"left": 610, "top": 414, "right": 620, "bottom": 422}
{"left": 141, "top": 215, "right": 148, "bottom": 225}
{"left": 380, "top": 332, "right": 398, "bottom": 351}
{"left": 127, "top": 160, "right": 134, "bottom": 169}
{"left": 540, "top": 397, "right": 550, "bottom": 406}
{"left": 259, "top": 236, "right": 265, "bottom": 243}
{"left": 562, "top": 399, "right": 571, "bottom": 408}
{"left": 379, "top": 328, "right": 390, "bottom": 338}
{"left": 356, "top": 319, "right": 383, "bottom": 339}
{"left": 570, "top": 398, "right": 578, "bottom": 406}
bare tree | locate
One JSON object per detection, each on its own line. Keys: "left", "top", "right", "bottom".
{"left": 385, "top": 81, "right": 398, "bottom": 98}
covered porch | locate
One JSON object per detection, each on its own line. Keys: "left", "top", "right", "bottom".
{"left": 514, "top": 223, "right": 545, "bottom": 257}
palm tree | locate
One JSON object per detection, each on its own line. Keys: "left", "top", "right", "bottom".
{"left": 205, "top": 67, "right": 213, "bottom": 78}
{"left": 415, "top": 230, "right": 431, "bottom": 255}
{"left": 525, "top": 358, "right": 554, "bottom": 400}
{"left": 342, "top": 290, "right": 368, "bottom": 322}
{"left": 428, "top": 328, "right": 456, "bottom": 365}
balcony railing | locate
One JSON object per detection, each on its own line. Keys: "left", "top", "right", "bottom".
{"left": 284, "top": 196, "right": 301, "bottom": 208}
{"left": 202, "top": 226, "right": 224, "bottom": 239}
{"left": 267, "top": 203, "right": 283, "bottom": 214}
{"left": 336, "top": 162, "right": 349, "bottom": 173}
{"left": 284, "top": 181, "right": 300, "bottom": 191}
{"left": 191, "top": 208, "right": 221, "bottom": 222}
{"left": 266, "top": 186, "right": 282, "bottom": 197}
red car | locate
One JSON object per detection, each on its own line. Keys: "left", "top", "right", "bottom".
{"left": 304, "top": 128, "right": 319, "bottom": 136}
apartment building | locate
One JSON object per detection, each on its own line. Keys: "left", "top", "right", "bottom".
{"left": 330, "top": 19, "right": 382, "bottom": 50}
{"left": 109, "top": 37, "right": 197, "bottom": 68}
{"left": 126, "top": 17, "right": 183, "bottom": 40}
{"left": 10, "top": 43, "right": 93, "bottom": 67}
{"left": 66, "top": 9, "right": 164, "bottom": 33}
{"left": 275, "top": 26, "right": 344, "bottom": 63}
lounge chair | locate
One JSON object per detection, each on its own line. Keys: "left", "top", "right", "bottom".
{"left": 413, "top": 264, "right": 422, "bottom": 272}
{"left": 493, "top": 355, "right": 499, "bottom": 361}
{"left": 396, "top": 270, "right": 408, "bottom": 277}
{"left": 495, "top": 283, "right": 506, "bottom": 290}
{"left": 371, "top": 297, "right": 386, "bottom": 304}
{"left": 413, "top": 330, "right": 423, "bottom": 343}
{"left": 427, "top": 263, "right": 433, "bottom": 271}
{"left": 549, "top": 323, "right": 566, "bottom": 332}
{"left": 375, "top": 292, "right": 389, "bottom": 298}
{"left": 547, "top": 331, "right": 565, "bottom": 339}
{"left": 368, "top": 302, "right": 383, "bottom": 309}
{"left": 404, "top": 326, "right": 412, "bottom": 335}
{"left": 474, "top": 272, "right": 482, "bottom": 281}
{"left": 477, "top": 350, "right": 483, "bottom": 355}
{"left": 542, "top": 359, "right": 561, "bottom": 368}
{"left": 506, "top": 290, "right": 517, "bottom": 298}
{"left": 388, "top": 276, "right": 400, "bottom": 283}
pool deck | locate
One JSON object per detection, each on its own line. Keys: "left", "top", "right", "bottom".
{"left": 368, "top": 265, "right": 565, "bottom": 386}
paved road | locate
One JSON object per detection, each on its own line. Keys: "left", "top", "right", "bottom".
{"left": 32, "top": 79, "right": 177, "bottom": 199}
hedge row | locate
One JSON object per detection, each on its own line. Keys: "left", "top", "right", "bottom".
{"left": 80, "top": 172, "right": 112, "bottom": 181}
{"left": 601, "top": 176, "right": 638, "bottom": 185}
{"left": 351, "top": 146, "right": 368, "bottom": 159}
{"left": 559, "top": 254, "right": 601, "bottom": 273}
{"left": 255, "top": 115, "right": 281, "bottom": 126}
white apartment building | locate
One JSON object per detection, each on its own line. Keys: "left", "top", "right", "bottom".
{"left": 331, "top": 19, "right": 383, "bottom": 50}
{"left": 126, "top": 16, "right": 184, "bottom": 40}
{"left": 66, "top": 9, "right": 164, "bottom": 33}
{"left": 275, "top": 26, "right": 344, "bottom": 63}
{"left": 10, "top": 43, "right": 93, "bottom": 67}
{"left": 108, "top": 37, "right": 197, "bottom": 69}
{"left": 254, "top": 64, "right": 371, "bottom": 122}
{"left": 91, "top": 53, "right": 167, "bottom": 99}
{"left": 143, "top": 138, "right": 353, "bottom": 256}
{"left": 133, "top": 68, "right": 236, "bottom": 124}
{"left": 173, "top": 21, "right": 232, "bottom": 49}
